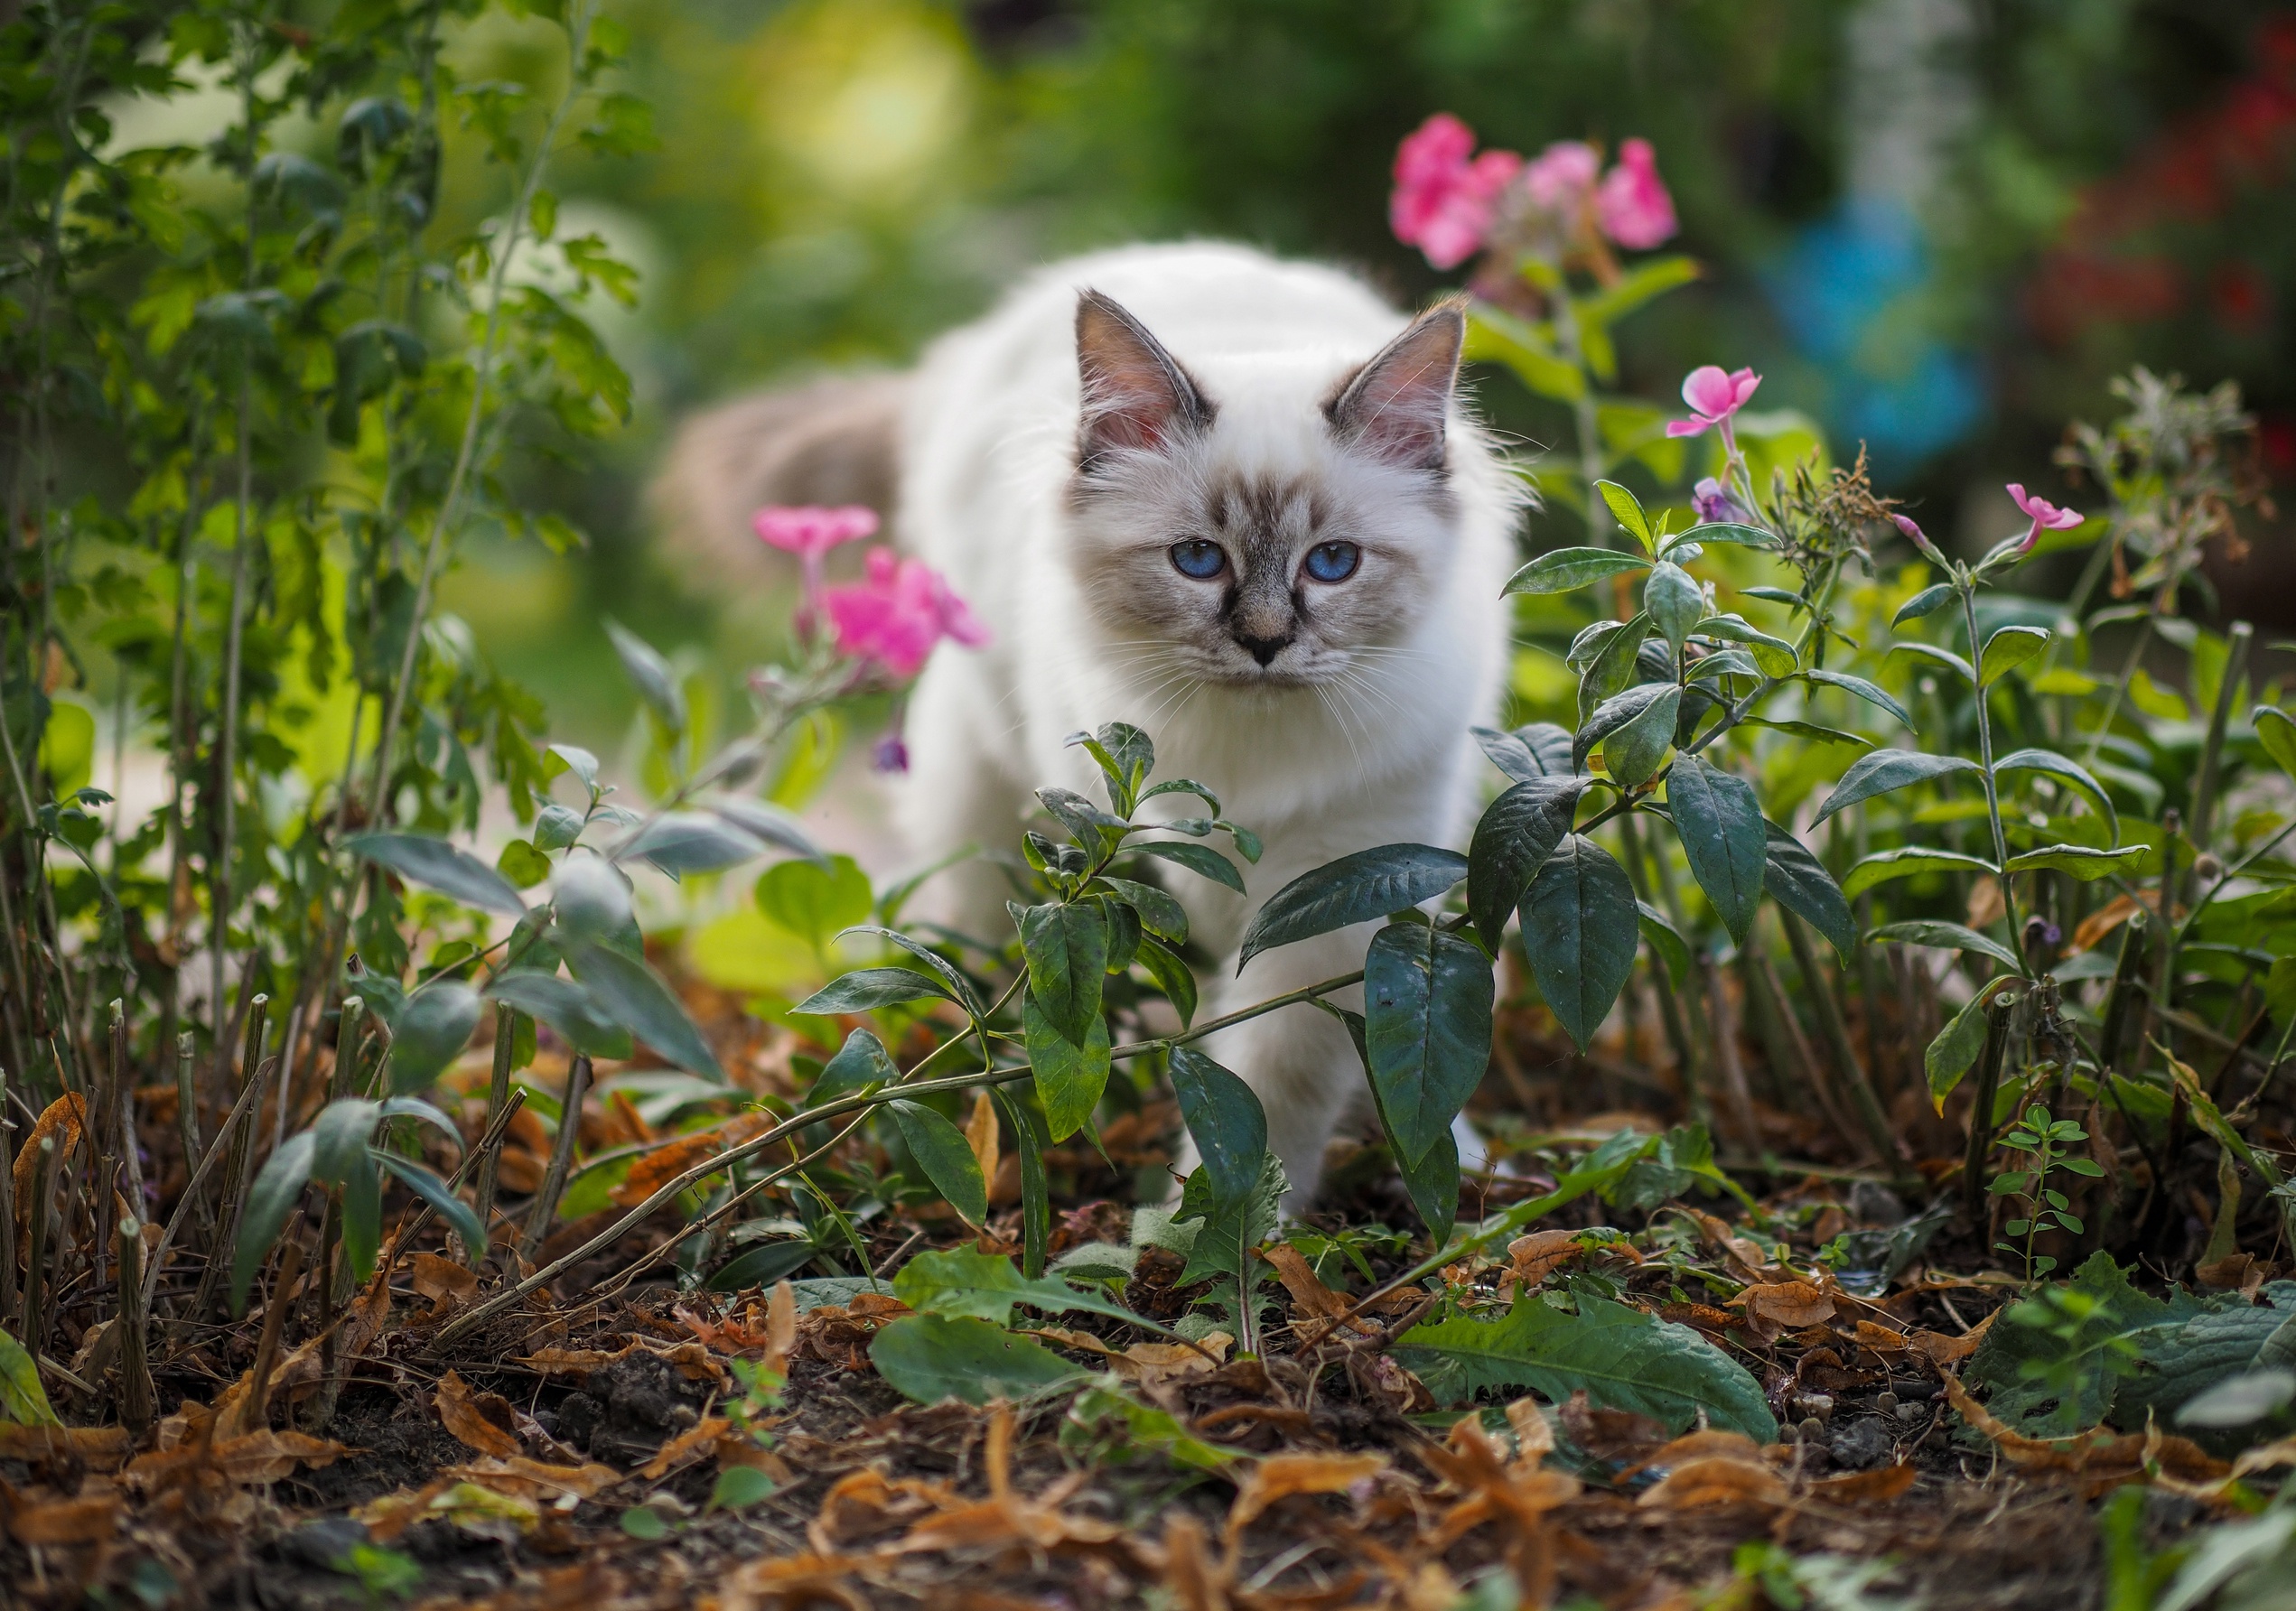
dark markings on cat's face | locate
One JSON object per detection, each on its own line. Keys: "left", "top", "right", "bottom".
{"left": 1065, "top": 293, "right": 1467, "bottom": 688}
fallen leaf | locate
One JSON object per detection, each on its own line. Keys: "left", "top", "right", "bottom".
{"left": 1618, "top": 1429, "right": 1776, "bottom": 1481}
{"left": 1225, "top": 1450, "right": 1385, "bottom": 1537}
{"left": 1638, "top": 1452, "right": 1789, "bottom": 1509}
{"left": 1945, "top": 1374, "right": 2226, "bottom": 1485}
{"left": 1557, "top": 1390, "right": 1671, "bottom": 1467}
{"left": 1418, "top": 1416, "right": 1577, "bottom": 1606}
{"left": 611, "top": 1114, "right": 769, "bottom": 1207}
{"left": 718, "top": 1550, "right": 873, "bottom": 1611}
{"left": 2069, "top": 893, "right": 2140, "bottom": 955}
{"left": 437, "top": 1369, "right": 525, "bottom": 1459}
{"left": 0, "top": 1485, "right": 118, "bottom": 1545}
{"left": 1731, "top": 1280, "right": 1837, "bottom": 1343}
{"left": 1906, "top": 1309, "right": 1995, "bottom": 1368}
{"left": 639, "top": 1415, "right": 731, "bottom": 1480}
{"left": 767, "top": 1279, "right": 797, "bottom": 1377}
{"left": 1685, "top": 1209, "right": 1774, "bottom": 1282}
{"left": 0, "top": 1424, "right": 132, "bottom": 1471}
{"left": 1502, "top": 1229, "right": 1584, "bottom": 1294}
{"left": 808, "top": 1467, "right": 957, "bottom": 1551}
{"left": 966, "top": 1090, "right": 1000, "bottom": 1205}
{"left": 411, "top": 1251, "right": 479, "bottom": 1317}
{"left": 1153, "top": 1512, "right": 1236, "bottom": 1611}
{"left": 1810, "top": 1462, "right": 1919, "bottom": 1504}
{"left": 1034, "top": 1327, "right": 1231, "bottom": 1387}
{"left": 12, "top": 1094, "right": 85, "bottom": 1242}
{"left": 518, "top": 1346, "right": 620, "bottom": 1378}
{"left": 1258, "top": 1243, "right": 1376, "bottom": 1337}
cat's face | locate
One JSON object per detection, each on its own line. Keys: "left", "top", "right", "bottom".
{"left": 1064, "top": 293, "right": 1467, "bottom": 690}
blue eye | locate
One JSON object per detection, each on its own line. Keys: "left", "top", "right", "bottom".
{"left": 1303, "top": 541, "right": 1360, "bottom": 582}
{"left": 1170, "top": 540, "right": 1227, "bottom": 579}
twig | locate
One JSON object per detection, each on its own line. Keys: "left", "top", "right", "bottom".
{"left": 518, "top": 1055, "right": 592, "bottom": 1262}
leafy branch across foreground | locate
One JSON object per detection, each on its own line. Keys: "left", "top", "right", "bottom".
{"left": 3, "top": 18, "right": 2296, "bottom": 1609}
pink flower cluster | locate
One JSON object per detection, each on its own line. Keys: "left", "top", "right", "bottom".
{"left": 1389, "top": 115, "right": 1678, "bottom": 270}
{"left": 751, "top": 503, "right": 989, "bottom": 679}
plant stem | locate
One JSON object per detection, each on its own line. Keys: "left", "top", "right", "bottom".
{"left": 1961, "top": 989, "right": 2020, "bottom": 1221}
{"left": 1960, "top": 582, "right": 2028, "bottom": 969}
{"left": 518, "top": 1053, "right": 592, "bottom": 1262}
{"left": 1780, "top": 908, "right": 1906, "bottom": 1178}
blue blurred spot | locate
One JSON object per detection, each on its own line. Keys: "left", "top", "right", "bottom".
{"left": 1767, "top": 200, "right": 1984, "bottom": 464}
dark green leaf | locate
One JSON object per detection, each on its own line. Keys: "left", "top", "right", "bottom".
{"left": 387, "top": 982, "right": 481, "bottom": 1094}
{"left": 1365, "top": 923, "right": 1494, "bottom": 1169}
{"left": 1024, "top": 994, "right": 1111, "bottom": 1141}
{"left": 792, "top": 967, "right": 952, "bottom": 1016}
{"left": 618, "top": 810, "right": 765, "bottom": 875}
{"left": 1694, "top": 614, "right": 1797, "bottom": 676}
{"left": 1038, "top": 786, "right": 1128, "bottom": 848}
{"left": 1813, "top": 750, "right": 1981, "bottom": 825}
{"left": 889, "top": 1101, "right": 989, "bottom": 1225}
{"left": 1395, "top": 1126, "right": 1460, "bottom": 1243}
{"left": 1466, "top": 777, "right": 1585, "bottom": 948}
{"left": 1889, "top": 640, "right": 1974, "bottom": 683}
{"left": 1134, "top": 935, "right": 1199, "bottom": 1027}
{"left": 1994, "top": 748, "right": 2120, "bottom": 843}
{"left": 1636, "top": 901, "right": 1691, "bottom": 988}
{"left": 1892, "top": 584, "right": 1955, "bottom": 626}
{"left": 706, "top": 1240, "right": 819, "bottom": 1292}
{"left": 2257, "top": 706, "right": 2296, "bottom": 780}
{"left": 1761, "top": 821, "right": 1855, "bottom": 956}
{"left": 868, "top": 1315, "right": 1087, "bottom": 1406}
{"left": 375, "top": 1150, "right": 486, "bottom": 1263}
{"left": 1167, "top": 1047, "right": 1267, "bottom": 1216}
{"left": 1472, "top": 722, "right": 1574, "bottom": 782}
{"left": 705, "top": 796, "right": 825, "bottom": 864}
{"left": 1644, "top": 561, "right": 1703, "bottom": 653}
{"left": 1573, "top": 682, "right": 1672, "bottom": 775}
{"left": 1100, "top": 877, "right": 1189, "bottom": 945}
{"left": 566, "top": 941, "right": 724, "bottom": 1078}
{"left": 1520, "top": 835, "right": 1638, "bottom": 1052}
{"left": 1979, "top": 624, "right": 2051, "bottom": 686}
{"left": 1393, "top": 1292, "right": 1777, "bottom": 1439}
{"left": 812, "top": 1028, "right": 897, "bottom": 1107}
{"left": 1594, "top": 480, "right": 1653, "bottom": 551}
{"left": 311, "top": 1099, "right": 380, "bottom": 1188}
{"left": 1843, "top": 847, "right": 1998, "bottom": 899}
{"left": 233, "top": 1131, "right": 314, "bottom": 1314}
{"left": 892, "top": 1246, "right": 1141, "bottom": 1329}
{"left": 1129, "top": 839, "right": 1245, "bottom": 893}
{"left": 1870, "top": 919, "right": 2023, "bottom": 973}
{"left": 2004, "top": 845, "right": 2146, "bottom": 880}
{"left": 486, "top": 971, "right": 633, "bottom": 1059}
{"left": 1802, "top": 668, "right": 1915, "bottom": 729}
{"left": 1576, "top": 612, "right": 1652, "bottom": 722}
{"left": 841, "top": 927, "right": 987, "bottom": 1020}
{"left": 1671, "top": 521, "right": 1776, "bottom": 551}
{"left": 343, "top": 831, "right": 525, "bottom": 916}
{"left": 1504, "top": 546, "right": 1651, "bottom": 596}
{"left": 1021, "top": 902, "right": 1107, "bottom": 1046}
{"left": 1237, "top": 843, "right": 1467, "bottom": 969}
{"left": 1600, "top": 684, "right": 1680, "bottom": 787}
{"left": 994, "top": 1089, "right": 1052, "bottom": 1278}
{"left": 1666, "top": 758, "right": 1764, "bottom": 943}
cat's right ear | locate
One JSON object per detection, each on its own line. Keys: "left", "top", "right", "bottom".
{"left": 1075, "top": 290, "right": 1213, "bottom": 471}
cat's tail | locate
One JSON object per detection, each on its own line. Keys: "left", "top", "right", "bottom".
{"left": 648, "top": 371, "right": 909, "bottom": 580}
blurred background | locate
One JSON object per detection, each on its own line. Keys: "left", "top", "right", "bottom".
{"left": 423, "top": 0, "right": 2296, "bottom": 749}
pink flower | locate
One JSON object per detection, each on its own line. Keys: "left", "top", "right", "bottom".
{"left": 1892, "top": 512, "right": 1948, "bottom": 566}
{"left": 1389, "top": 113, "right": 1523, "bottom": 271}
{"left": 1594, "top": 138, "right": 1677, "bottom": 249}
{"left": 2006, "top": 483, "right": 2084, "bottom": 553}
{"left": 1524, "top": 140, "right": 1600, "bottom": 212}
{"left": 755, "top": 504, "right": 879, "bottom": 639}
{"left": 1666, "top": 366, "right": 1762, "bottom": 445}
{"left": 823, "top": 547, "right": 990, "bottom": 680}
{"left": 1692, "top": 477, "right": 1745, "bottom": 525}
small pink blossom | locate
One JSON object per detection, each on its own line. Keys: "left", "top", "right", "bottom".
{"left": 1389, "top": 113, "right": 1523, "bottom": 271}
{"left": 824, "top": 547, "right": 990, "bottom": 680}
{"left": 1692, "top": 477, "right": 1745, "bottom": 525}
{"left": 2006, "top": 483, "right": 2084, "bottom": 553}
{"left": 1892, "top": 512, "right": 1948, "bottom": 565}
{"left": 1523, "top": 140, "right": 1600, "bottom": 212}
{"left": 1594, "top": 138, "right": 1677, "bottom": 249}
{"left": 1666, "top": 365, "right": 1762, "bottom": 444}
{"left": 751, "top": 504, "right": 879, "bottom": 561}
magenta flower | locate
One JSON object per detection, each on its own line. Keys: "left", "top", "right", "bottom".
{"left": 1666, "top": 366, "right": 1762, "bottom": 450}
{"left": 1389, "top": 113, "right": 1523, "bottom": 271}
{"left": 2006, "top": 483, "right": 2084, "bottom": 553}
{"left": 1891, "top": 512, "right": 1948, "bottom": 566}
{"left": 755, "top": 504, "right": 878, "bottom": 638}
{"left": 1593, "top": 138, "right": 1677, "bottom": 249}
{"left": 871, "top": 733, "right": 910, "bottom": 774}
{"left": 1692, "top": 477, "right": 1745, "bottom": 525}
{"left": 1523, "top": 140, "right": 1599, "bottom": 212}
{"left": 823, "top": 547, "right": 990, "bottom": 680}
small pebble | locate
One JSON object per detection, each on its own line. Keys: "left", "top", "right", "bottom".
{"left": 1876, "top": 1391, "right": 1899, "bottom": 1414}
{"left": 1896, "top": 1401, "right": 1925, "bottom": 1425}
{"left": 1798, "top": 1415, "right": 1825, "bottom": 1442}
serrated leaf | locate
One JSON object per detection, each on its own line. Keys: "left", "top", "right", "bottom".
{"left": 2004, "top": 844, "right": 2147, "bottom": 880}
{"left": 1803, "top": 668, "right": 1915, "bottom": 729}
{"left": 1666, "top": 758, "right": 1764, "bottom": 943}
{"left": 1979, "top": 624, "right": 2051, "bottom": 686}
{"left": 344, "top": 831, "right": 526, "bottom": 916}
{"left": 1393, "top": 1292, "right": 1777, "bottom": 1439}
{"left": 1165, "top": 1047, "right": 1266, "bottom": 1217}
{"left": 1520, "top": 835, "right": 1638, "bottom": 1052}
{"left": 1237, "top": 843, "right": 1467, "bottom": 969}
{"left": 1365, "top": 923, "right": 1493, "bottom": 1169}
{"left": 1024, "top": 994, "right": 1111, "bottom": 1141}
{"left": 893, "top": 1246, "right": 1142, "bottom": 1330}
{"left": 566, "top": 940, "right": 723, "bottom": 1078}
{"left": 1842, "top": 846, "right": 1999, "bottom": 899}
{"left": 1466, "top": 777, "right": 1584, "bottom": 948}
{"left": 1762, "top": 821, "right": 1856, "bottom": 956}
{"left": 889, "top": 1102, "right": 989, "bottom": 1225}
{"left": 869, "top": 1315, "right": 1088, "bottom": 1406}
{"left": 1504, "top": 546, "right": 1651, "bottom": 596}
{"left": 1965, "top": 1252, "right": 2196, "bottom": 1437}
{"left": 1813, "top": 750, "right": 1980, "bottom": 825}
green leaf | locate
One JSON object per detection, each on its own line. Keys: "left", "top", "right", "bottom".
{"left": 1134, "top": 935, "right": 1198, "bottom": 1027}
{"left": 1601, "top": 684, "right": 1680, "bottom": 786}
{"left": 1024, "top": 994, "right": 1111, "bottom": 1141}
{"left": 1813, "top": 750, "right": 1980, "bottom": 825}
{"left": 1803, "top": 668, "right": 1915, "bottom": 729}
{"left": 1643, "top": 561, "right": 1703, "bottom": 655}
{"left": 1573, "top": 682, "right": 1671, "bottom": 775}
{"left": 497, "top": 840, "right": 552, "bottom": 889}
{"left": 1965, "top": 1252, "right": 2194, "bottom": 1437}
{"left": 374, "top": 1150, "right": 488, "bottom": 1264}
{"left": 893, "top": 1246, "right": 1142, "bottom": 1330}
{"left": 1472, "top": 722, "right": 1575, "bottom": 783}
{"left": 1889, "top": 639, "right": 1975, "bottom": 684}
{"left": 755, "top": 854, "right": 873, "bottom": 949}
{"left": 706, "top": 1240, "right": 819, "bottom": 1292}
{"left": 2256, "top": 706, "right": 2296, "bottom": 780}
{"left": 1166, "top": 1154, "right": 1287, "bottom": 1293}
{"left": 1574, "top": 254, "right": 1700, "bottom": 327}
{"left": 604, "top": 619, "right": 686, "bottom": 735}
{"left": 0, "top": 1327, "right": 60, "bottom": 1425}
{"left": 1993, "top": 748, "right": 2120, "bottom": 843}
{"left": 486, "top": 971, "right": 632, "bottom": 1059}
{"left": 1021, "top": 902, "right": 1107, "bottom": 1047}
{"left": 1395, "top": 1126, "right": 1461, "bottom": 1243}
{"left": 1594, "top": 480, "right": 1654, "bottom": 553}
{"left": 1892, "top": 584, "right": 1955, "bottom": 626}
{"left": 1393, "top": 1292, "right": 1777, "bottom": 1440}
{"left": 994, "top": 1089, "right": 1052, "bottom": 1278}
{"left": 1869, "top": 919, "right": 2023, "bottom": 973}
{"left": 1666, "top": 758, "right": 1765, "bottom": 943}
{"left": 1504, "top": 546, "right": 1651, "bottom": 597}
{"left": 1128, "top": 838, "right": 1245, "bottom": 893}
{"left": 311, "top": 1098, "right": 381, "bottom": 1188}
{"left": 1924, "top": 979, "right": 2014, "bottom": 1105}
{"left": 1741, "top": 717, "right": 1872, "bottom": 750}
{"left": 1365, "top": 923, "right": 1494, "bottom": 1169}
{"left": 1842, "top": 846, "right": 1999, "bottom": 899}
{"left": 1166, "top": 1047, "right": 1266, "bottom": 1216}
{"left": 343, "top": 832, "right": 526, "bottom": 916}
{"left": 889, "top": 1101, "right": 989, "bottom": 1225}
{"left": 341, "top": 1152, "right": 382, "bottom": 1285}
{"left": 1574, "top": 612, "right": 1652, "bottom": 723}
{"left": 1694, "top": 615, "right": 1797, "bottom": 676}
{"left": 1980, "top": 624, "right": 2051, "bottom": 686}
{"left": 234, "top": 1131, "right": 315, "bottom": 1314}
{"left": 792, "top": 967, "right": 952, "bottom": 1016}
{"left": 1099, "top": 878, "right": 1188, "bottom": 945}
{"left": 1237, "top": 843, "right": 1467, "bottom": 969}
{"left": 1466, "top": 777, "right": 1585, "bottom": 949}
{"left": 620, "top": 811, "right": 768, "bottom": 876}
{"left": 2004, "top": 844, "right": 2147, "bottom": 880}
{"left": 1636, "top": 901, "right": 1691, "bottom": 988}
{"left": 1761, "top": 821, "right": 1856, "bottom": 956}
{"left": 709, "top": 1465, "right": 776, "bottom": 1513}
{"left": 387, "top": 982, "right": 482, "bottom": 1093}
{"left": 868, "top": 1315, "right": 1087, "bottom": 1406}
{"left": 1464, "top": 306, "right": 1585, "bottom": 403}
{"left": 1520, "top": 835, "right": 1639, "bottom": 1052}
{"left": 1667, "top": 521, "right": 1776, "bottom": 552}
{"left": 1037, "top": 786, "right": 1128, "bottom": 849}
{"left": 567, "top": 941, "right": 724, "bottom": 1079}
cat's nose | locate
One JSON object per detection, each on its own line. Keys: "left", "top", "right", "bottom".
{"left": 1234, "top": 632, "right": 1292, "bottom": 666}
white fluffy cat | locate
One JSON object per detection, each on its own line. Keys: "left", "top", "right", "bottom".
{"left": 888, "top": 243, "right": 1523, "bottom": 1206}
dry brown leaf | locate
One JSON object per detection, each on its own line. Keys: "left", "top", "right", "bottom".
{"left": 2196, "top": 1252, "right": 2271, "bottom": 1296}
{"left": 1855, "top": 1319, "right": 1910, "bottom": 1355}
{"left": 1907, "top": 1309, "right": 1995, "bottom": 1368}
{"left": 1418, "top": 1417, "right": 1576, "bottom": 1606}
{"left": 1638, "top": 1453, "right": 1790, "bottom": 1509}
{"left": 1505, "top": 1397, "right": 1555, "bottom": 1463}
{"left": 1685, "top": 1208, "right": 1773, "bottom": 1282}
{"left": 767, "top": 1278, "right": 798, "bottom": 1377}
{"left": 0, "top": 1485, "right": 119, "bottom": 1545}
{"left": 436, "top": 1369, "right": 525, "bottom": 1459}
{"left": 1731, "top": 1280, "right": 1838, "bottom": 1343}
{"left": 1810, "top": 1462, "right": 1919, "bottom": 1504}
{"left": 611, "top": 1113, "right": 769, "bottom": 1207}
{"left": 1353, "top": 1351, "right": 1436, "bottom": 1415}
{"left": 517, "top": 1346, "right": 620, "bottom": 1378}
{"left": 410, "top": 1251, "right": 479, "bottom": 1317}
{"left": 1502, "top": 1229, "right": 1584, "bottom": 1294}
{"left": 1225, "top": 1449, "right": 1385, "bottom": 1537}
{"left": 1257, "top": 1243, "right": 1368, "bottom": 1335}
{"left": 638, "top": 1415, "right": 731, "bottom": 1480}
{"left": 358, "top": 1454, "right": 630, "bottom": 1539}
{"left": 1036, "top": 1327, "right": 1231, "bottom": 1387}
{"left": 965, "top": 1090, "right": 1000, "bottom": 1210}
{"left": 12, "top": 1093, "right": 85, "bottom": 1241}
{"left": 0, "top": 1424, "right": 133, "bottom": 1471}
{"left": 1966, "top": 877, "right": 2006, "bottom": 930}
{"left": 1945, "top": 1374, "right": 2226, "bottom": 1485}
{"left": 719, "top": 1550, "right": 873, "bottom": 1611}
{"left": 1558, "top": 1390, "right": 1670, "bottom": 1467}
{"left": 1155, "top": 1512, "right": 1235, "bottom": 1611}
{"left": 808, "top": 1467, "right": 957, "bottom": 1551}
{"left": 2069, "top": 893, "right": 2141, "bottom": 954}
{"left": 1618, "top": 1429, "right": 1774, "bottom": 1481}
{"left": 128, "top": 1429, "right": 347, "bottom": 1491}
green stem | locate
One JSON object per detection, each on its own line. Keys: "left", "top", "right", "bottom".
{"left": 1960, "top": 581, "right": 2027, "bottom": 971}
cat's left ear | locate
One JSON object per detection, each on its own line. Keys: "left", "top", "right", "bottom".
{"left": 1328, "top": 303, "right": 1465, "bottom": 470}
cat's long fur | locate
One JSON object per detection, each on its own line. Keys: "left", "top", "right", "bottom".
{"left": 671, "top": 242, "right": 1524, "bottom": 1206}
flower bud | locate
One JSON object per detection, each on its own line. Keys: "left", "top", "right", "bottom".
{"left": 1891, "top": 512, "right": 1946, "bottom": 565}
{"left": 2194, "top": 852, "right": 2223, "bottom": 882}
